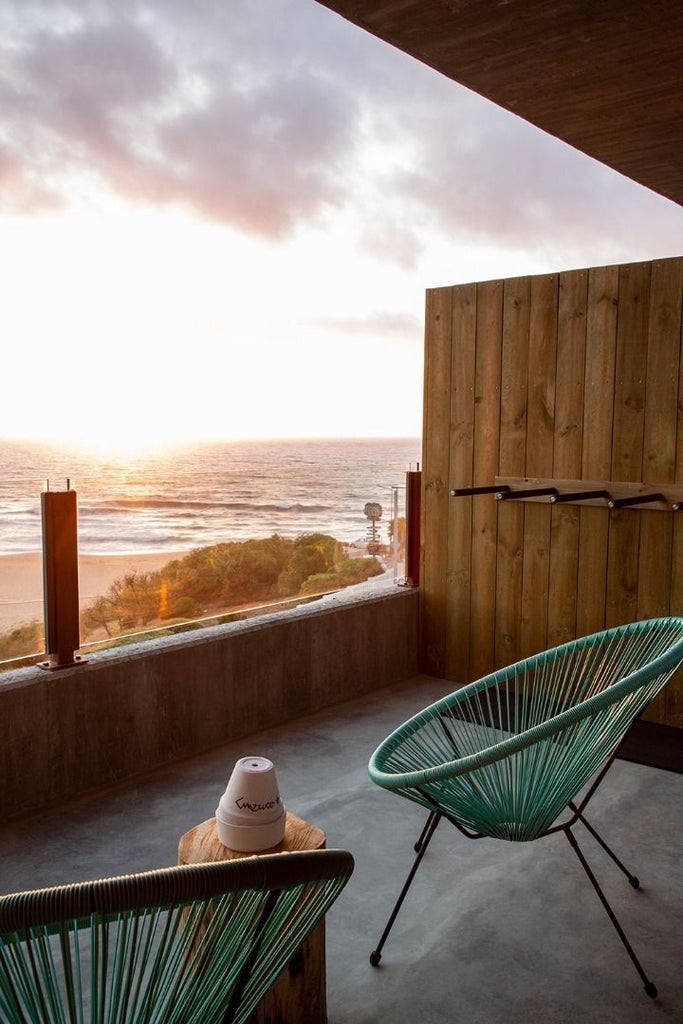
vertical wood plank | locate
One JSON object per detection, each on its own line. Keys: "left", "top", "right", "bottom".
{"left": 611, "top": 262, "right": 650, "bottom": 482}
{"left": 554, "top": 270, "right": 587, "bottom": 475}
{"left": 520, "top": 273, "right": 557, "bottom": 658}
{"left": 495, "top": 277, "right": 530, "bottom": 668}
{"left": 672, "top": 258, "right": 683, "bottom": 726}
{"left": 605, "top": 262, "right": 650, "bottom": 627}
{"left": 605, "top": 509, "right": 640, "bottom": 626}
{"left": 642, "top": 258, "right": 682, "bottom": 484}
{"left": 645, "top": 258, "right": 683, "bottom": 723}
{"left": 669, "top": 519, "right": 683, "bottom": 726}
{"left": 470, "top": 279, "right": 503, "bottom": 680}
{"left": 548, "top": 269, "right": 587, "bottom": 646}
{"left": 445, "top": 283, "right": 477, "bottom": 680}
{"left": 420, "top": 256, "right": 683, "bottom": 743}
{"left": 577, "top": 264, "right": 618, "bottom": 636}
{"left": 420, "top": 286, "right": 453, "bottom": 675}
{"left": 636, "top": 512, "right": 673, "bottom": 623}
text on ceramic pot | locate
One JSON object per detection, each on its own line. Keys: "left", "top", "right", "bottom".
{"left": 235, "top": 795, "right": 281, "bottom": 813}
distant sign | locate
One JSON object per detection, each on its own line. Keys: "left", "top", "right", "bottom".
{"left": 364, "top": 502, "right": 382, "bottom": 521}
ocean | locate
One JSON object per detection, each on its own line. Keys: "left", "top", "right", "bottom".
{"left": 0, "top": 437, "right": 421, "bottom": 555}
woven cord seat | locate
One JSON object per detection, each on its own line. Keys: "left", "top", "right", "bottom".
{"left": 0, "top": 849, "right": 353, "bottom": 1024}
{"left": 368, "top": 616, "right": 683, "bottom": 997}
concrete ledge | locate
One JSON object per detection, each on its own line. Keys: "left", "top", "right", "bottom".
{"left": 0, "top": 587, "right": 418, "bottom": 820}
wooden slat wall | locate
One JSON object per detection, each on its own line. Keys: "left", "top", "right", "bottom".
{"left": 421, "top": 256, "right": 683, "bottom": 727}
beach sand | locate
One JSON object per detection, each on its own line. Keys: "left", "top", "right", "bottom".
{"left": 0, "top": 551, "right": 190, "bottom": 631}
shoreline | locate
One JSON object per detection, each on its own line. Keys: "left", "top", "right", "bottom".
{"left": 0, "top": 551, "right": 191, "bottom": 632}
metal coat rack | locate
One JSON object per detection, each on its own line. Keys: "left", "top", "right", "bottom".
{"left": 450, "top": 478, "right": 683, "bottom": 512}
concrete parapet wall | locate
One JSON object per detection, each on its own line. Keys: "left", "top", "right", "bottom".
{"left": 0, "top": 588, "right": 418, "bottom": 821}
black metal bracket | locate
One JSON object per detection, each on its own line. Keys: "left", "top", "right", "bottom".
{"left": 450, "top": 485, "right": 509, "bottom": 497}
{"left": 497, "top": 486, "right": 558, "bottom": 501}
{"left": 551, "top": 489, "right": 610, "bottom": 504}
{"left": 608, "top": 493, "right": 666, "bottom": 509}
{"left": 447, "top": 477, "right": 683, "bottom": 511}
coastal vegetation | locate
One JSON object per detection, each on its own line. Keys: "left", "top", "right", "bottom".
{"left": 0, "top": 533, "right": 387, "bottom": 661}
{"left": 81, "top": 532, "right": 384, "bottom": 636}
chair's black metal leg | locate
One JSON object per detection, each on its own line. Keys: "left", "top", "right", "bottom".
{"left": 370, "top": 811, "right": 442, "bottom": 966}
{"left": 565, "top": 829, "right": 657, "bottom": 998}
{"left": 414, "top": 809, "right": 439, "bottom": 853}
{"left": 569, "top": 804, "right": 640, "bottom": 888}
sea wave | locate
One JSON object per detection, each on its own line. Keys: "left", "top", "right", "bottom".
{"left": 0, "top": 437, "right": 421, "bottom": 554}
{"left": 87, "top": 499, "right": 332, "bottom": 513}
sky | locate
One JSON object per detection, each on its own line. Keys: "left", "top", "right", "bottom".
{"left": 1, "top": 0, "right": 682, "bottom": 452}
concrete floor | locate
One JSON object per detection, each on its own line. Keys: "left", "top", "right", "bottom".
{"left": 1, "top": 674, "right": 682, "bottom": 1024}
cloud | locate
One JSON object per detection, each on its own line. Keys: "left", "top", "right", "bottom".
{"left": 157, "top": 67, "right": 355, "bottom": 236}
{"left": 306, "top": 311, "right": 422, "bottom": 339}
{"left": 344, "top": 77, "right": 683, "bottom": 266}
{"left": 0, "top": 0, "right": 681, "bottom": 263}
{"left": 0, "top": 0, "right": 362, "bottom": 235}
{"left": 0, "top": 141, "right": 21, "bottom": 185}
{"left": 1, "top": 14, "right": 176, "bottom": 203}
{"left": 399, "top": 101, "right": 682, "bottom": 252}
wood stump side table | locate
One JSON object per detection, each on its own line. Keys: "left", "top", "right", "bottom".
{"left": 178, "top": 812, "right": 327, "bottom": 1024}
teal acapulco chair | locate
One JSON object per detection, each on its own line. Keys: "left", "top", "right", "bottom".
{"left": 0, "top": 848, "right": 353, "bottom": 1024}
{"left": 368, "top": 616, "right": 683, "bottom": 998}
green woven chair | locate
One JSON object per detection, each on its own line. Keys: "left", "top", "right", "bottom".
{"left": 0, "top": 848, "right": 353, "bottom": 1024}
{"left": 368, "top": 616, "right": 683, "bottom": 998}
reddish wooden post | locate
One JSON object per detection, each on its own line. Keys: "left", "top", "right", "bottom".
{"left": 40, "top": 486, "right": 86, "bottom": 669}
{"left": 405, "top": 469, "right": 422, "bottom": 586}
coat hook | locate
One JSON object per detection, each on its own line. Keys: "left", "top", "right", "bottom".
{"left": 451, "top": 485, "right": 508, "bottom": 497}
{"left": 608, "top": 493, "right": 666, "bottom": 509}
{"left": 497, "top": 487, "right": 558, "bottom": 501}
{"left": 551, "top": 489, "right": 610, "bottom": 504}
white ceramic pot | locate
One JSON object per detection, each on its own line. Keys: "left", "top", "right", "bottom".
{"left": 215, "top": 755, "right": 286, "bottom": 851}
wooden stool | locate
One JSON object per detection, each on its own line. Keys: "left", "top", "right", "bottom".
{"left": 178, "top": 812, "right": 327, "bottom": 1024}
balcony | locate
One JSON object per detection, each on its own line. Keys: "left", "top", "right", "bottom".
{"left": 1, "top": 588, "right": 681, "bottom": 1022}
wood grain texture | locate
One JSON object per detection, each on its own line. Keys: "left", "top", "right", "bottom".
{"left": 420, "top": 257, "right": 683, "bottom": 732}
{"left": 520, "top": 274, "right": 556, "bottom": 657}
{"left": 469, "top": 280, "right": 503, "bottom": 679}
{"left": 178, "top": 813, "right": 327, "bottom": 1024}
{"left": 577, "top": 268, "right": 617, "bottom": 636}
{"left": 446, "top": 283, "right": 477, "bottom": 679}
{"left": 421, "top": 287, "right": 454, "bottom": 675}
{"left": 547, "top": 271, "right": 587, "bottom": 646}
{"left": 178, "top": 814, "right": 326, "bottom": 864}
{"left": 495, "top": 277, "right": 530, "bottom": 668}
{"left": 639, "top": 259, "right": 682, "bottom": 719}
{"left": 315, "top": 1, "right": 683, "bottom": 208}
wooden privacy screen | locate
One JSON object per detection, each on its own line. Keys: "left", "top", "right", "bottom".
{"left": 421, "top": 256, "right": 683, "bottom": 728}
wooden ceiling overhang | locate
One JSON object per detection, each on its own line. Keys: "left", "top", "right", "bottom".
{"left": 316, "top": 0, "right": 683, "bottom": 208}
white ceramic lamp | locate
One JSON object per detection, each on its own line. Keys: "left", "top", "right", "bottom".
{"left": 215, "top": 756, "right": 286, "bottom": 852}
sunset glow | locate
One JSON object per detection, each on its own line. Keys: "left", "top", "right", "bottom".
{"left": 2, "top": 0, "right": 682, "bottom": 451}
